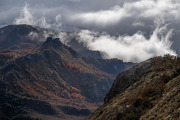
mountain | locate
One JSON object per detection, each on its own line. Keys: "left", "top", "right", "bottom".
{"left": 87, "top": 55, "right": 180, "bottom": 120}
{"left": 0, "top": 24, "right": 108, "bottom": 61}
{"left": 0, "top": 24, "right": 130, "bottom": 76}
{"left": 0, "top": 37, "right": 126, "bottom": 120}
{"left": 0, "top": 25, "right": 40, "bottom": 50}
{"left": 0, "top": 24, "right": 102, "bottom": 59}
{"left": 67, "top": 38, "right": 103, "bottom": 59}
{"left": 0, "top": 24, "right": 135, "bottom": 69}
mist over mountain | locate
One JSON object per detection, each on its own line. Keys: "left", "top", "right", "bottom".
{"left": 0, "top": 0, "right": 179, "bottom": 120}
{"left": 0, "top": 0, "right": 179, "bottom": 62}
{"left": 0, "top": 36, "right": 127, "bottom": 119}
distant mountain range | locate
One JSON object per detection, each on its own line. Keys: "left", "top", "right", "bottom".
{"left": 0, "top": 24, "right": 133, "bottom": 120}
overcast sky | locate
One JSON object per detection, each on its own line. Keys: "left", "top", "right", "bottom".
{"left": 0, "top": 0, "right": 180, "bottom": 62}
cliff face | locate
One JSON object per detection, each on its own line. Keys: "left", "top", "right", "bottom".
{"left": 87, "top": 55, "right": 180, "bottom": 120}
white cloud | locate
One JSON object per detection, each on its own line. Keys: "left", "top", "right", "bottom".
{"left": 14, "top": 3, "right": 34, "bottom": 25}
{"left": 70, "top": 0, "right": 81, "bottom": 2}
{"left": 14, "top": 3, "right": 62, "bottom": 29}
{"left": 72, "top": 6, "right": 130, "bottom": 27}
{"left": 77, "top": 21, "right": 176, "bottom": 62}
{"left": 132, "top": 22, "right": 145, "bottom": 27}
{"left": 70, "top": 0, "right": 180, "bottom": 28}
{"left": 28, "top": 31, "right": 39, "bottom": 39}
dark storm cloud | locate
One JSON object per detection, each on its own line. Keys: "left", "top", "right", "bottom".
{"left": 0, "top": 0, "right": 128, "bottom": 26}
{"left": 1, "top": 0, "right": 179, "bottom": 34}
{"left": 0, "top": 0, "right": 179, "bottom": 62}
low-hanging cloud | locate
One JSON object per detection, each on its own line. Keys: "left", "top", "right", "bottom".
{"left": 77, "top": 21, "right": 176, "bottom": 62}
{"left": 14, "top": 3, "right": 34, "bottom": 25}
{"left": 13, "top": 3, "right": 62, "bottom": 30}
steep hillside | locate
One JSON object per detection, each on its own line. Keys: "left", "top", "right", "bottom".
{"left": 0, "top": 49, "right": 31, "bottom": 69}
{"left": 0, "top": 37, "right": 126, "bottom": 120}
{"left": 84, "top": 58, "right": 125, "bottom": 76}
{"left": 87, "top": 55, "right": 180, "bottom": 120}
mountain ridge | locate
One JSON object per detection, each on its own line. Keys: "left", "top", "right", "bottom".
{"left": 87, "top": 55, "right": 180, "bottom": 120}
{"left": 0, "top": 24, "right": 135, "bottom": 70}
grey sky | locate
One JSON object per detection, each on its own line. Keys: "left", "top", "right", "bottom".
{"left": 0, "top": 0, "right": 180, "bottom": 62}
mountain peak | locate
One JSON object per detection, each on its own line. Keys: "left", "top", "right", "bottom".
{"left": 39, "top": 37, "right": 62, "bottom": 50}
{"left": 46, "top": 37, "right": 61, "bottom": 44}
{"left": 10, "top": 24, "right": 38, "bottom": 35}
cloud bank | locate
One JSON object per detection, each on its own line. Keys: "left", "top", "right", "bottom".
{"left": 77, "top": 21, "right": 176, "bottom": 62}
{"left": 69, "top": 0, "right": 180, "bottom": 33}
{"left": 3, "top": 0, "right": 179, "bottom": 33}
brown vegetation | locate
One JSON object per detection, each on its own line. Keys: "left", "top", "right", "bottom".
{"left": 87, "top": 55, "right": 180, "bottom": 120}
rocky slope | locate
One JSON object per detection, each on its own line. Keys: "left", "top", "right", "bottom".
{"left": 87, "top": 55, "right": 180, "bottom": 120}
{"left": 0, "top": 37, "right": 126, "bottom": 120}
{"left": 0, "top": 24, "right": 134, "bottom": 70}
